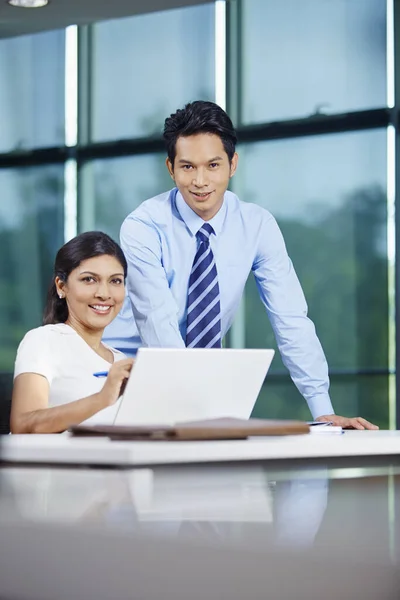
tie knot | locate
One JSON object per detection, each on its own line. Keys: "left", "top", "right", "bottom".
{"left": 197, "top": 223, "right": 214, "bottom": 244}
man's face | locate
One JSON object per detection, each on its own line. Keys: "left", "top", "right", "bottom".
{"left": 166, "top": 133, "right": 238, "bottom": 221}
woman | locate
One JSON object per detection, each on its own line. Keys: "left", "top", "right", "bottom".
{"left": 11, "top": 231, "right": 134, "bottom": 434}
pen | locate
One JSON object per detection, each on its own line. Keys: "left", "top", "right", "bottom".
{"left": 93, "top": 371, "right": 108, "bottom": 378}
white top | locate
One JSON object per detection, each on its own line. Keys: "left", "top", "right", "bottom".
{"left": 14, "top": 323, "right": 126, "bottom": 425}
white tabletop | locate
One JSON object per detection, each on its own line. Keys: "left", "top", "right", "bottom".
{"left": 2, "top": 430, "right": 400, "bottom": 467}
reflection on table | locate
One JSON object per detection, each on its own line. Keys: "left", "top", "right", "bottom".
{"left": 2, "top": 460, "right": 398, "bottom": 563}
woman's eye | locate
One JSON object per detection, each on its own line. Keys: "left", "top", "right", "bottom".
{"left": 111, "top": 278, "right": 123, "bottom": 285}
{"left": 82, "top": 276, "right": 95, "bottom": 283}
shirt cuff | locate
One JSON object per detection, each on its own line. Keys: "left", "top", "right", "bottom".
{"left": 306, "top": 395, "right": 335, "bottom": 420}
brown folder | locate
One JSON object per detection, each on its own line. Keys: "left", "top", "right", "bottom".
{"left": 69, "top": 417, "right": 310, "bottom": 441}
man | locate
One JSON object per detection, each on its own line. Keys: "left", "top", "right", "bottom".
{"left": 104, "top": 100, "right": 377, "bottom": 430}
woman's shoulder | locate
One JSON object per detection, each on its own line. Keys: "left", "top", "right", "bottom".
{"left": 14, "top": 325, "right": 70, "bottom": 380}
{"left": 19, "top": 323, "right": 73, "bottom": 345}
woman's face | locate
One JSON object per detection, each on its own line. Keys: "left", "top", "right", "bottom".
{"left": 56, "top": 255, "right": 126, "bottom": 332}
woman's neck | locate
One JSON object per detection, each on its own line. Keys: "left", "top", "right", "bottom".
{"left": 65, "top": 318, "right": 104, "bottom": 351}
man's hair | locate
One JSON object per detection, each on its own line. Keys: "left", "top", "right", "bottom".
{"left": 163, "top": 101, "right": 237, "bottom": 167}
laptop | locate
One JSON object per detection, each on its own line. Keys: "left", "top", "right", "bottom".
{"left": 114, "top": 348, "right": 275, "bottom": 426}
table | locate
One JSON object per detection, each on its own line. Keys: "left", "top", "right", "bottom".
{"left": 1, "top": 432, "right": 400, "bottom": 599}
{"left": 3, "top": 430, "right": 400, "bottom": 467}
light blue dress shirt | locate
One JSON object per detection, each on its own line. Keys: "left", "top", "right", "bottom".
{"left": 104, "top": 188, "right": 333, "bottom": 418}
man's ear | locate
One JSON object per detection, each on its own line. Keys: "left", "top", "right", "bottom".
{"left": 229, "top": 152, "right": 239, "bottom": 178}
{"left": 166, "top": 157, "right": 175, "bottom": 180}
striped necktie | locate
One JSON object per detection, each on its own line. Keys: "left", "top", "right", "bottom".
{"left": 186, "top": 223, "right": 221, "bottom": 348}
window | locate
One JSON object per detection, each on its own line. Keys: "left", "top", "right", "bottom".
{"left": 0, "top": 166, "right": 64, "bottom": 370}
{"left": 251, "top": 376, "right": 389, "bottom": 428}
{"left": 0, "top": 30, "right": 65, "bottom": 152}
{"left": 0, "top": 1, "right": 395, "bottom": 427}
{"left": 234, "top": 129, "right": 389, "bottom": 425}
{"left": 91, "top": 4, "right": 215, "bottom": 142}
{"left": 80, "top": 154, "right": 171, "bottom": 240}
{"left": 241, "top": 0, "right": 387, "bottom": 124}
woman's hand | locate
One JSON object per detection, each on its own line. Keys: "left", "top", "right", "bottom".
{"left": 98, "top": 358, "right": 134, "bottom": 407}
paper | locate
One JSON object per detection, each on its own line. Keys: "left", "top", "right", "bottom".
{"left": 309, "top": 425, "right": 343, "bottom": 435}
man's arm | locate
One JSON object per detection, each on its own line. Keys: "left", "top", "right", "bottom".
{"left": 253, "top": 214, "right": 378, "bottom": 428}
{"left": 120, "top": 215, "right": 185, "bottom": 348}
{"left": 253, "top": 213, "right": 334, "bottom": 419}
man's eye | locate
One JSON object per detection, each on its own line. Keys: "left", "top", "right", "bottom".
{"left": 210, "top": 163, "right": 219, "bottom": 168}
{"left": 182, "top": 165, "right": 193, "bottom": 170}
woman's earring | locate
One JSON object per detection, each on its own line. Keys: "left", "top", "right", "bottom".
{"left": 59, "top": 294, "right": 64, "bottom": 299}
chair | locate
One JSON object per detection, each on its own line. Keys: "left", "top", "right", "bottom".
{"left": 0, "top": 372, "right": 13, "bottom": 434}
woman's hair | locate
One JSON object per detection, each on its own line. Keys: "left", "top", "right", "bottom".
{"left": 43, "top": 231, "right": 128, "bottom": 325}
{"left": 163, "top": 100, "right": 237, "bottom": 167}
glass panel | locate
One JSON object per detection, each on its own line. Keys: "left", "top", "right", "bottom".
{"left": 252, "top": 375, "right": 389, "bottom": 428}
{"left": 92, "top": 4, "right": 215, "bottom": 142}
{"left": 241, "top": 0, "right": 387, "bottom": 124}
{"left": 0, "top": 30, "right": 65, "bottom": 152}
{"left": 329, "top": 374, "right": 389, "bottom": 428}
{"left": 0, "top": 166, "right": 64, "bottom": 371}
{"left": 82, "top": 154, "right": 172, "bottom": 241}
{"left": 234, "top": 129, "right": 388, "bottom": 420}
{"left": 251, "top": 377, "right": 309, "bottom": 421}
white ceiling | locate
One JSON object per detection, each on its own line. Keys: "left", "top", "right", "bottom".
{"left": 0, "top": 0, "right": 213, "bottom": 38}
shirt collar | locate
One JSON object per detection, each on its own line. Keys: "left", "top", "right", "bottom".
{"left": 174, "top": 188, "right": 227, "bottom": 237}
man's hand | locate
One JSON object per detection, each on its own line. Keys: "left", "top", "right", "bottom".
{"left": 316, "top": 414, "right": 379, "bottom": 430}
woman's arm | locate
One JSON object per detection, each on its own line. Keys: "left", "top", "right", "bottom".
{"left": 10, "top": 359, "right": 134, "bottom": 434}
